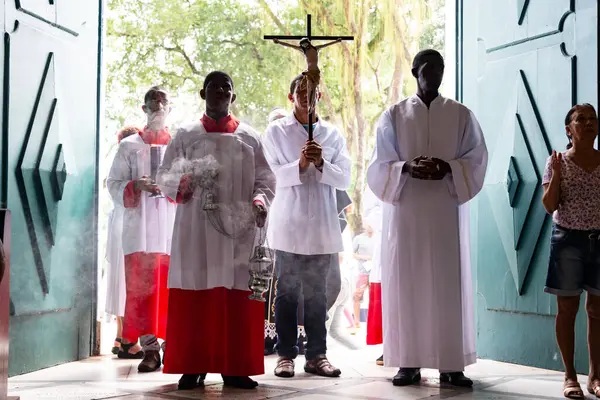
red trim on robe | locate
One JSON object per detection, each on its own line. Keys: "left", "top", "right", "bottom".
{"left": 366, "top": 282, "right": 383, "bottom": 345}
{"left": 200, "top": 113, "right": 240, "bottom": 134}
{"left": 163, "top": 287, "right": 264, "bottom": 376}
{"left": 139, "top": 126, "right": 171, "bottom": 145}
{"left": 175, "top": 174, "right": 194, "bottom": 204}
{"left": 122, "top": 253, "right": 170, "bottom": 342}
{"left": 123, "top": 180, "right": 141, "bottom": 208}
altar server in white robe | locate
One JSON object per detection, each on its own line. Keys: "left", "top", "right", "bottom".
{"left": 105, "top": 126, "right": 140, "bottom": 356}
{"left": 107, "top": 86, "right": 177, "bottom": 372}
{"left": 156, "top": 71, "right": 276, "bottom": 391}
{"left": 262, "top": 74, "right": 351, "bottom": 379}
{"left": 366, "top": 49, "right": 488, "bottom": 387}
{"left": 362, "top": 185, "right": 384, "bottom": 364}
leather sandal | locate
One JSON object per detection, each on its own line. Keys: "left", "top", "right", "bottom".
{"left": 111, "top": 338, "right": 122, "bottom": 355}
{"left": 563, "top": 378, "right": 584, "bottom": 399}
{"left": 117, "top": 342, "right": 144, "bottom": 359}
{"left": 304, "top": 355, "right": 341, "bottom": 377}
{"left": 587, "top": 378, "right": 600, "bottom": 398}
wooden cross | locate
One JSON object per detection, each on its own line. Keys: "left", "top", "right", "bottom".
{"left": 264, "top": 14, "right": 354, "bottom": 141}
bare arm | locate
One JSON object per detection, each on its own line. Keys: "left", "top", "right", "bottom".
{"left": 542, "top": 179, "right": 560, "bottom": 213}
{"left": 541, "top": 151, "right": 562, "bottom": 214}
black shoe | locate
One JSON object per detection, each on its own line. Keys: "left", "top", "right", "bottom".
{"left": 178, "top": 373, "right": 207, "bottom": 390}
{"left": 376, "top": 355, "right": 384, "bottom": 366}
{"left": 392, "top": 368, "right": 421, "bottom": 386}
{"left": 440, "top": 372, "right": 473, "bottom": 387}
{"left": 138, "top": 349, "right": 161, "bottom": 372}
{"left": 222, "top": 375, "right": 258, "bottom": 389}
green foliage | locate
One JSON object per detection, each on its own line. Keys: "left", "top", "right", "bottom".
{"left": 103, "top": 0, "right": 447, "bottom": 236}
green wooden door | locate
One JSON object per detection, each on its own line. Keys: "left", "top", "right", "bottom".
{"left": 1, "top": 1, "right": 101, "bottom": 375}
{"left": 459, "top": 0, "right": 598, "bottom": 372}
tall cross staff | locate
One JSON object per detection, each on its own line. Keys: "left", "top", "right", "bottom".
{"left": 264, "top": 14, "right": 354, "bottom": 141}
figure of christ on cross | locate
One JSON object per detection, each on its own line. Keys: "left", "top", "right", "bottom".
{"left": 264, "top": 14, "right": 354, "bottom": 141}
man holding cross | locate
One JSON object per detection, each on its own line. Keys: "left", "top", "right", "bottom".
{"left": 261, "top": 74, "right": 351, "bottom": 378}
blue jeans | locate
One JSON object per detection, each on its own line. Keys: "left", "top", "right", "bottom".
{"left": 274, "top": 250, "right": 334, "bottom": 361}
{"left": 545, "top": 224, "right": 600, "bottom": 296}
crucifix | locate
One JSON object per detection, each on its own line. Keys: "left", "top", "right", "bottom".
{"left": 264, "top": 14, "right": 354, "bottom": 141}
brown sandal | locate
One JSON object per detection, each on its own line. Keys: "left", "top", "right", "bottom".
{"left": 588, "top": 378, "right": 600, "bottom": 398}
{"left": 563, "top": 379, "right": 584, "bottom": 399}
{"left": 304, "top": 355, "right": 341, "bottom": 377}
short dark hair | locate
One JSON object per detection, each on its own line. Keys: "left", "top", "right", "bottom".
{"left": 289, "top": 74, "right": 305, "bottom": 95}
{"left": 564, "top": 103, "right": 596, "bottom": 149}
{"left": 203, "top": 71, "right": 234, "bottom": 91}
{"left": 143, "top": 86, "right": 166, "bottom": 104}
{"left": 412, "top": 49, "right": 444, "bottom": 70}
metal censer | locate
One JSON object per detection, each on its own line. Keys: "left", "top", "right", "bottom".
{"left": 248, "top": 227, "right": 274, "bottom": 302}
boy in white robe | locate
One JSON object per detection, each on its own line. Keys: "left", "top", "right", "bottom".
{"left": 157, "top": 71, "right": 276, "bottom": 390}
{"left": 262, "top": 74, "right": 351, "bottom": 379}
{"left": 107, "top": 87, "right": 177, "bottom": 372}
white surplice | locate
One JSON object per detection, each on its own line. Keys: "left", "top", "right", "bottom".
{"left": 362, "top": 186, "right": 382, "bottom": 283}
{"left": 261, "top": 114, "right": 351, "bottom": 255}
{"left": 155, "top": 121, "right": 276, "bottom": 291}
{"left": 107, "top": 134, "right": 177, "bottom": 256}
{"left": 104, "top": 146, "right": 126, "bottom": 317}
{"left": 105, "top": 206, "right": 126, "bottom": 316}
{"left": 367, "top": 95, "right": 488, "bottom": 371}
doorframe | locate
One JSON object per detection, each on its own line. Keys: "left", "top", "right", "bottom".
{"left": 90, "top": 0, "right": 105, "bottom": 356}
{"left": 455, "top": 0, "right": 463, "bottom": 103}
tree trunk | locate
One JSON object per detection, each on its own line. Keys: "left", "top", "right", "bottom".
{"left": 347, "top": 0, "right": 369, "bottom": 237}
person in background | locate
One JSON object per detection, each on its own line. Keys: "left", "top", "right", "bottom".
{"left": 541, "top": 103, "right": 600, "bottom": 399}
{"left": 363, "top": 185, "right": 384, "bottom": 365}
{"left": 107, "top": 86, "right": 177, "bottom": 372}
{"left": 351, "top": 222, "right": 374, "bottom": 329}
{"left": 105, "top": 126, "right": 140, "bottom": 356}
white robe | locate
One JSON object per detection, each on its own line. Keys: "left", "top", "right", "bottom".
{"left": 362, "top": 186, "right": 382, "bottom": 283}
{"left": 104, "top": 146, "right": 126, "bottom": 317}
{"left": 107, "top": 134, "right": 177, "bottom": 256}
{"left": 367, "top": 95, "right": 488, "bottom": 371}
{"left": 104, "top": 206, "right": 126, "bottom": 316}
{"left": 156, "top": 121, "right": 276, "bottom": 291}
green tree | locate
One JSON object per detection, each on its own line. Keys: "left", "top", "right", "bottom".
{"left": 104, "top": 0, "right": 446, "bottom": 238}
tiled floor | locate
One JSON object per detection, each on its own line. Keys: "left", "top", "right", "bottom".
{"left": 8, "top": 342, "right": 586, "bottom": 400}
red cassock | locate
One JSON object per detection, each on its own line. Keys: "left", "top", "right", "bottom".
{"left": 366, "top": 282, "right": 383, "bottom": 345}
{"left": 121, "top": 127, "right": 173, "bottom": 342}
{"left": 162, "top": 114, "right": 264, "bottom": 377}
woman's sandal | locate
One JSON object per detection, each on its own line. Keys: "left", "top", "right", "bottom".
{"left": 587, "top": 378, "right": 600, "bottom": 398}
{"left": 117, "top": 342, "right": 144, "bottom": 359}
{"left": 111, "top": 338, "right": 122, "bottom": 355}
{"left": 563, "top": 379, "right": 584, "bottom": 399}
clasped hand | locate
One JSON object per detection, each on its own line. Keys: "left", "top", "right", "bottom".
{"left": 405, "top": 156, "right": 451, "bottom": 180}
{"left": 300, "top": 140, "right": 323, "bottom": 169}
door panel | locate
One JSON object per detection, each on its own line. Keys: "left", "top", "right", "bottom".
{"left": 2, "top": 1, "right": 100, "bottom": 375}
{"left": 460, "top": 0, "right": 597, "bottom": 371}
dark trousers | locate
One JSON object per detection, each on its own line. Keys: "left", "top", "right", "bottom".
{"left": 326, "top": 255, "right": 341, "bottom": 310}
{"left": 274, "top": 250, "right": 334, "bottom": 361}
